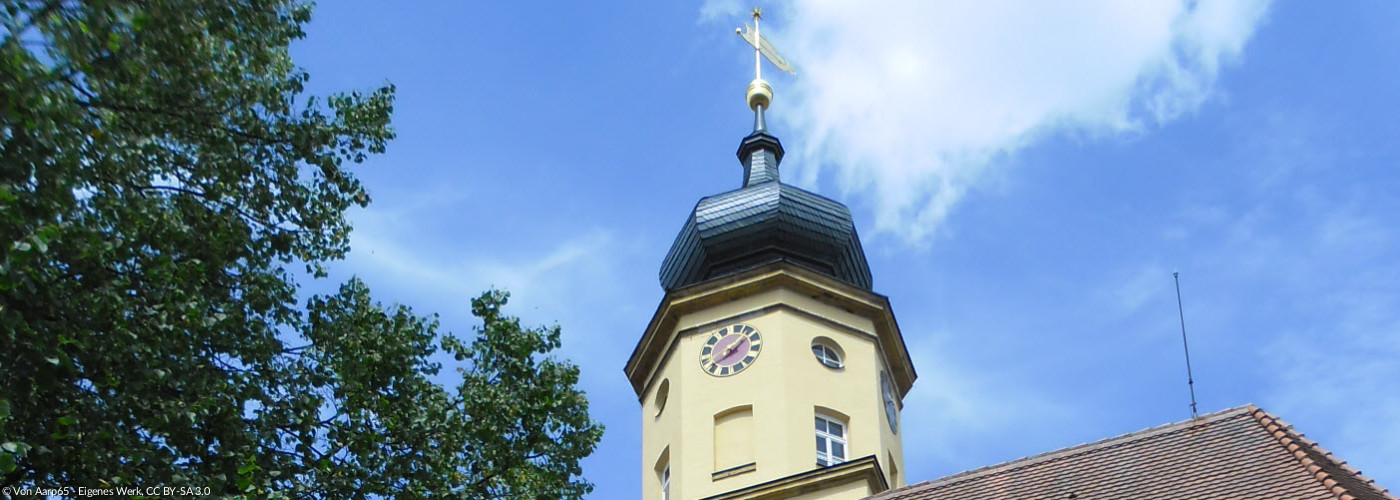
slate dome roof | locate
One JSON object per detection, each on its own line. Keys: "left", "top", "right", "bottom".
{"left": 659, "top": 130, "right": 872, "bottom": 292}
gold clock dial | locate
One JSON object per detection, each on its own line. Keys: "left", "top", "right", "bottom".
{"left": 699, "top": 324, "right": 763, "bottom": 377}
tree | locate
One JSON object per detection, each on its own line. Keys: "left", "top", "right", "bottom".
{"left": 0, "top": 1, "right": 602, "bottom": 497}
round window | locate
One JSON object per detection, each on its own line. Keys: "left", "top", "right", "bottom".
{"left": 654, "top": 379, "right": 670, "bottom": 417}
{"left": 811, "top": 339, "right": 843, "bottom": 369}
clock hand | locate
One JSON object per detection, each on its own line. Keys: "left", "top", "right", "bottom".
{"left": 721, "top": 337, "right": 748, "bottom": 360}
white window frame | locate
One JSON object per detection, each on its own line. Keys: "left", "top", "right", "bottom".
{"left": 660, "top": 463, "right": 669, "bottom": 500}
{"left": 812, "top": 342, "right": 842, "bottom": 369}
{"left": 815, "top": 413, "right": 847, "bottom": 467}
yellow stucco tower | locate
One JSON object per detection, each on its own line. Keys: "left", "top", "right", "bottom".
{"left": 623, "top": 10, "right": 916, "bottom": 499}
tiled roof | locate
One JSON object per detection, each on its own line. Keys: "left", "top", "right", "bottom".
{"left": 872, "top": 405, "right": 1396, "bottom": 500}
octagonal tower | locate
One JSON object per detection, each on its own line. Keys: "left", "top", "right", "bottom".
{"left": 625, "top": 53, "right": 916, "bottom": 499}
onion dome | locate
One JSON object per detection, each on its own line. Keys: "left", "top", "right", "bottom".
{"left": 659, "top": 106, "right": 872, "bottom": 291}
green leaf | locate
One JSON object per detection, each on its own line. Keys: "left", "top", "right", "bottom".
{"left": 0, "top": 453, "right": 14, "bottom": 474}
{"left": 0, "top": 3, "right": 589, "bottom": 498}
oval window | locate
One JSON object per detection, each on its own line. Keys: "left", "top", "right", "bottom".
{"left": 811, "top": 339, "right": 843, "bottom": 369}
{"left": 654, "top": 379, "right": 670, "bottom": 417}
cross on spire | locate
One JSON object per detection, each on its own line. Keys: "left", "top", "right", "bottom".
{"left": 736, "top": 8, "right": 796, "bottom": 80}
{"left": 735, "top": 7, "right": 795, "bottom": 126}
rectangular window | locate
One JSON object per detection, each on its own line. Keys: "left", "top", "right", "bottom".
{"left": 660, "top": 464, "right": 670, "bottom": 500}
{"left": 889, "top": 451, "right": 899, "bottom": 487}
{"left": 816, "top": 414, "right": 847, "bottom": 466}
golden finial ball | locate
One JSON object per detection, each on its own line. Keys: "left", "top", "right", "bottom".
{"left": 747, "top": 78, "right": 773, "bottom": 111}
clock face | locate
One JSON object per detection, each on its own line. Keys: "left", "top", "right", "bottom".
{"left": 881, "top": 371, "right": 898, "bottom": 434}
{"left": 699, "top": 324, "right": 763, "bottom": 377}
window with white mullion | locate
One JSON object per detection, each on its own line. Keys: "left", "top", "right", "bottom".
{"left": 660, "top": 464, "right": 669, "bottom": 500}
{"left": 812, "top": 343, "right": 842, "bottom": 368}
{"left": 815, "top": 414, "right": 847, "bottom": 467}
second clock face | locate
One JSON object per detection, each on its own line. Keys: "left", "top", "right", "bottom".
{"left": 699, "top": 324, "right": 763, "bottom": 377}
{"left": 882, "top": 371, "right": 898, "bottom": 434}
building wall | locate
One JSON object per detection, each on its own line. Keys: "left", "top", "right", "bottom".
{"left": 639, "top": 285, "right": 906, "bottom": 499}
{"left": 789, "top": 479, "right": 877, "bottom": 500}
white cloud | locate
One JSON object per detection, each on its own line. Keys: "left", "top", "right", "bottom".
{"left": 348, "top": 209, "right": 613, "bottom": 306}
{"left": 705, "top": 0, "right": 1272, "bottom": 243}
{"left": 335, "top": 203, "right": 633, "bottom": 359}
{"left": 699, "top": 0, "right": 745, "bottom": 22}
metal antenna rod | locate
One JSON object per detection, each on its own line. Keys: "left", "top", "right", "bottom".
{"left": 1174, "top": 271, "right": 1199, "bottom": 419}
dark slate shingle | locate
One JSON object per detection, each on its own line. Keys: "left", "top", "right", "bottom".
{"left": 659, "top": 132, "right": 873, "bottom": 292}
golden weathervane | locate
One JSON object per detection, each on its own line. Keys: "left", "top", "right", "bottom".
{"left": 735, "top": 8, "right": 796, "bottom": 113}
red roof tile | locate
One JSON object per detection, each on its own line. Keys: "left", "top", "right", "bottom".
{"left": 871, "top": 405, "right": 1396, "bottom": 500}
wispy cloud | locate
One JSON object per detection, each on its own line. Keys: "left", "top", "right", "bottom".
{"left": 351, "top": 210, "right": 611, "bottom": 302}
{"left": 899, "top": 331, "right": 1069, "bottom": 464}
{"left": 1262, "top": 296, "right": 1400, "bottom": 484}
{"left": 1254, "top": 202, "right": 1400, "bottom": 483}
{"left": 1165, "top": 112, "right": 1400, "bottom": 484}
{"left": 705, "top": 0, "right": 1272, "bottom": 243}
{"left": 334, "top": 202, "right": 633, "bottom": 357}
{"left": 1094, "top": 262, "right": 1174, "bottom": 321}
{"left": 699, "top": 0, "right": 745, "bottom": 22}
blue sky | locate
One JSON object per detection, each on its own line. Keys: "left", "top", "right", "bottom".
{"left": 292, "top": 1, "right": 1399, "bottom": 497}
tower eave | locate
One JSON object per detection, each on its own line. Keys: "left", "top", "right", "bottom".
{"left": 625, "top": 260, "right": 917, "bottom": 401}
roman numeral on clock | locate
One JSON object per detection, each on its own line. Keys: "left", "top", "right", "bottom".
{"left": 699, "top": 323, "right": 763, "bottom": 377}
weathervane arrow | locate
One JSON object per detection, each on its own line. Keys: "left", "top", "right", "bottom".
{"left": 736, "top": 8, "right": 796, "bottom": 77}
{"left": 735, "top": 7, "right": 794, "bottom": 121}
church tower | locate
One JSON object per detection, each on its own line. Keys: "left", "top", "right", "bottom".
{"left": 624, "top": 10, "right": 917, "bottom": 500}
